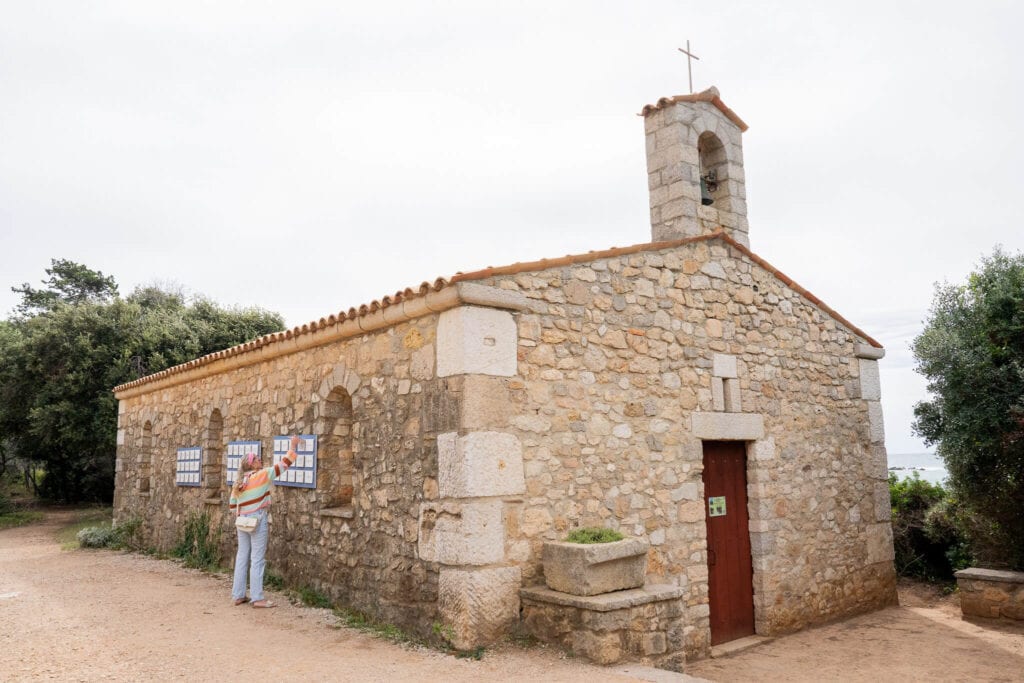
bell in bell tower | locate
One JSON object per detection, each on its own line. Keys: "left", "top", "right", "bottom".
{"left": 641, "top": 86, "right": 750, "bottom": 247}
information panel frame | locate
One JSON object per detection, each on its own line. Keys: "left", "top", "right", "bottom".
{"left": 272, "top": 434, "right": 317, "bottom": 488}
{"left": 225, "top": 440, "right": 262, "bottom": 485}
{"left": 175, "top": 446, "right": 202, "bottom": 487}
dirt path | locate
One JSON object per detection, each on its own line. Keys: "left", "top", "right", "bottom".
{"left": 0, "top": 511, "right": 649, "bottom": 683}
{"left": 2, "top": 512, "right": 1023, "bottom": 682}
{"left": 688, "top": 583, "right": 1024, "bottom": 682}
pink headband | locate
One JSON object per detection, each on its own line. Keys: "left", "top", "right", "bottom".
{"left": 245, "top": 452, "right": 259, "bottom": 467}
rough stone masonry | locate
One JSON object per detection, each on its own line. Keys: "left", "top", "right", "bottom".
{"left": 113, "top": 87, "right": 896, "bottom": 666}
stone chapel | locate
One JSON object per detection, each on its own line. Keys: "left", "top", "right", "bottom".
{"left": 113, "top": 86, "right": 897, "bottom": 670}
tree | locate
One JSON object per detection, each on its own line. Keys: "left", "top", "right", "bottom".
{"left": 11, "top": 258, "right": 118, "bottom": 316}
{"left": 913, "top": 247, "right": 1024, "bottom": 570}
{"left": 0, "top": 261, "right": 283, "bottom": 502}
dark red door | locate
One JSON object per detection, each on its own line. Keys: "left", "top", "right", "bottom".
{"left": 702, "top": 440, "right": 755, "bottom": 645}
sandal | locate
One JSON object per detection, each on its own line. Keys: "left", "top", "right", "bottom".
{"left": 251, "top": 600, "right": 277, "bottom": 609}
{"left": 233, "top": 597, "right": 250, "bottom": 606}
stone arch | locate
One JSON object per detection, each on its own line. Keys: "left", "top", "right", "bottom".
{"left": 204, "top": 408, "right": 224, "bottom": 492}
{"left": 316, "top": 386, "right": 354, "bottom": 508}
{"left": 139, "top": 420, "right": 153, "bottom": 493}
{"left": 697, "top": 130, "right": 730, "bottom": 207}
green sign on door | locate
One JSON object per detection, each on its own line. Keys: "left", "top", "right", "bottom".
{"left": 708, "top": 496, "right": 727, "bottom": 517}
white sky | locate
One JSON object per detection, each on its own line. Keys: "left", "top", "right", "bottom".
{"left": 2, "top": 1, "right": 1022, "bottom": 454}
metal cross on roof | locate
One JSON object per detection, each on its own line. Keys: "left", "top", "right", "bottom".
{"left": 677, "top": 40, "right": 700, "bottom": 94}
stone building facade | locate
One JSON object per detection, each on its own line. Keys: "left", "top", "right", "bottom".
{"left": 113, "top": 87, "right": 896, "bottom": 666}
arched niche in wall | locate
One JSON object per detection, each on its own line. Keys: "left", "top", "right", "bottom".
{"left": 316, "top": 386, "right": 354, "bottom": 509}
{"left": 204, "top": 409, "right": 224, "bottom": 494}
{"left": 698, "top": 131, "right": 730, "bottom": 208}
{"left": 139, "top": 420, "right": 153, "bottom": 494}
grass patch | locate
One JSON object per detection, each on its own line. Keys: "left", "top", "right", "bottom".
{"left": 336, "top": 607, "right": 422, "bottom": 646}
{"left": 264, "top": 570, "right": 286, "bottom": 591}
{"left": 298, "top": 586, "right": 332, "bottom": 609}
{"left": 56, "top": 507, "right": 113, "bottom": 550}
{"left": 0, "top": 510, "right": 44, "bottom": 530}
{"left": 565, "top": 527, "right": 624, "bottom": 544}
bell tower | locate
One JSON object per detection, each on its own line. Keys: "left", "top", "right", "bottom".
{"left": 641, "top": 86, "right": 750, "bottom": 247}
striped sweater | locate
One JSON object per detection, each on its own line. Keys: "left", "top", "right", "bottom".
{"left": 229, "top": 450, "right": 295, "bottom": 516}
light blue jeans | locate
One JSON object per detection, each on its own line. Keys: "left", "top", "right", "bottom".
{"left": 232, "top": 508, "right": 269, "bottom": 602}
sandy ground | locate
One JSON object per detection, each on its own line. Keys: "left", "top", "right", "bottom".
{"left": 2, "top": 511, "right": 1023, "bottom": 682}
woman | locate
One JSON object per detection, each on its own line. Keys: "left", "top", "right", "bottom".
{"left": 229, "top": 434, "right": 299, "bottom": 608}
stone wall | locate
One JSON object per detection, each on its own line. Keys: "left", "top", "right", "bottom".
{"left": 114, "top": 314, "right": 449, "bottom": 636}
{"left": 466, "top": 237, "right": 896, "bottom": 657}
{"left": 114, "top": 233, "right": 897, "bottom": 661}
{"left": 956, "top": 568, "right": 1024, "bottom": 620}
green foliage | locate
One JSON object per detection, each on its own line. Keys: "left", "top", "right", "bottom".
{"left": 335, "top": 607, "right": 419, "bottom": 646}
{"left": 913, "top": 247, "right": 1024, "bottom": 570}
{"left": 298, "top": 586, "right": 332, "bottom": 609}
{"left": 565, "top": 527, "right": 624, "bottom": 544}
{"left": 171, "top": 509, "right": 221, "bottom": 570}
{"left": 889, "top": 473, "right": 969, "bottom": 580}
{"left": 0, "top": 260, "right": 283, "bottom": 503}
{"left": 12, "top": 259, "right": 118, "bottom": 316}
{"left": 263, "top": 570, "right": 286, "bottom": 591}
{"left": 77, "top": 525, "right": 116, "bottom": 548}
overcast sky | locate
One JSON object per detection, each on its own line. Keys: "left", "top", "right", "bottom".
{"left": 2, "top": 1, "right": 1022, "bottom": 454}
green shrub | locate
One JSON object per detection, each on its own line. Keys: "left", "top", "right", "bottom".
{"left": 77, "top": 526, "right": 115, "bottom": 548}
{"left": 75, "top": 517, "right": 143, "bottom": 550}
{"left": 889, "top": 473, "right": 970, "bottom": 580}
{"left": 111, "top": 516, "right": 142, "bottom": 550}
{"left": 565, "top": 527, "right": 624, "bottom": 544}
{"left": 171, "top": 509, "right": 221, "bottom": 570}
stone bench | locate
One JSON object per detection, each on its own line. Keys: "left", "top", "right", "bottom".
{"left": 954, "top": 567, "right": 1024, "bottom": 620}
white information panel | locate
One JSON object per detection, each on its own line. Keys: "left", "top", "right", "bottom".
{"left": 273, "top": 435, "right": 317, "bottom": 488}
{"left": 175, "top": 447, "right": 202, "bottom": 487}
{"left": 225, "top": 441, "right": 261, "bottom": 485}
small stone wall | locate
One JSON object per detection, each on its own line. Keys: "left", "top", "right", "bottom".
{"left": 955, "top": 568, "right": 1024, "bottom": 620}
{"left": 520, "top": 585, "right": 686, "bottom": 671}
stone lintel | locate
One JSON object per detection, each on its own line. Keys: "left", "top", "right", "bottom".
{"left": 855, "top": 344, "right": 885, "bottom": 360}
{"left": 520, "top": 584, "right": 685, "bottom": 612}
{"left": 691, "top": 412, "right": 764, "bottom": 440}
{"left": 955, "top": 568, "right": 1024, "bottom": 584}
{"left": 712, "top": 353, "right": 737, "bottom": 378}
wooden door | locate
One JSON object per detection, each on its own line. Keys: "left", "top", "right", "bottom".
{"left": 702, "top": 440, "right": 755, "bottom": 645}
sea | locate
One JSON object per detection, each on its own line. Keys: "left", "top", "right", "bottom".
{"left": 887, "top": 452, "right": 948, "bottom": 486}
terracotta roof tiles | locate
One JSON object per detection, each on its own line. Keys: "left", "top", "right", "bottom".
{"left": 639, "top": 86, "right": 749, "bottom": 132}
